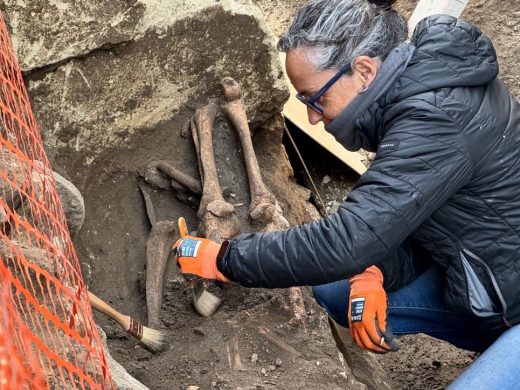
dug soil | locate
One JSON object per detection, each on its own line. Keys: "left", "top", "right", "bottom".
{"left": 71, "top": 1, "right": 520, "bottom": 389}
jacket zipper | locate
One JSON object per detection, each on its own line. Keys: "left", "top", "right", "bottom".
{"left": 462, "top": 248, "right": 512, "bottom": 328}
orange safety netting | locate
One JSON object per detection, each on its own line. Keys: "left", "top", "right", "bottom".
{"left": 0, "top": 10, "right": 113, "bottom": 389}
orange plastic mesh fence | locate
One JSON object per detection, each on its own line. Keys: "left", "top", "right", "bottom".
{"left": 0, "top": 11, "right": 113, "bottom": 389}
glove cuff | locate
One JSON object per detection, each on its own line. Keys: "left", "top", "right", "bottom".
{"left": 200, "top": 240, "right": 229, "bottom": 282}
{"left": 216, "top": 240, "right": 233, "bottom": 281}
{"left": 349, "top": 265, "right": 383, "bottom": 285}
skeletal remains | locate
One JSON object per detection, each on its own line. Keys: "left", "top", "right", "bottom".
{"left": 142, "top": 77, "right": 307, "bottom": 327}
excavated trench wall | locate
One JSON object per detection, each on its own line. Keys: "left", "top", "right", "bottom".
{"left": 4, "top": 0, "right": 288, "bottom": 164}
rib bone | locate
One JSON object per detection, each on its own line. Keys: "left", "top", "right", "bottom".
{"left": 156, "top": 161, "right": 202, "bottom": 195}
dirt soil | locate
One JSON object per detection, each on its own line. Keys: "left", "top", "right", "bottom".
{"left": 73, "top": 106, "right": 350, "bottom": 390}
{"left": 69, "top": 1, "right": 520, "bottom": 389}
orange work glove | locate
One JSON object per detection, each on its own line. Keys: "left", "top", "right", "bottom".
{"left": 172, "top": 236, "right": 229, "bottom": 282}
{"left": 348, "top": 265, "right": 399, "bottom": 353}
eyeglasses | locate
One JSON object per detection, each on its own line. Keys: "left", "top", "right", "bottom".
{"left": 296, "top": 61, "right": 352, "bottom": 115}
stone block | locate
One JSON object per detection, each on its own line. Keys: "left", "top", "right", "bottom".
{"left": 16, "top": 0, "right": 288, "bottom": 162}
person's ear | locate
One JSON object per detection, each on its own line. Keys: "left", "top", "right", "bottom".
{"left": 352, "top": 56, "right": 379, "bottom": 89}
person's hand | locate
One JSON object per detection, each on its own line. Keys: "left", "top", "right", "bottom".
{"left": 348, "top": 265, "right": 399, "bottom": 353}
{"left": 172, "top": 235, "right": 229, "bottom": 282}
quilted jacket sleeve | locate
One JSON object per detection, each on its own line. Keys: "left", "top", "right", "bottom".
{"left": 219, "top": 104, "right": 474, "bottom": 288}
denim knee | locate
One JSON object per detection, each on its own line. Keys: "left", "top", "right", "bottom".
{"left": 312, "top": 284, "right": 330, "bottom": 309}
{"left": 312, "top": 281, "right": 350, "bottom": 327}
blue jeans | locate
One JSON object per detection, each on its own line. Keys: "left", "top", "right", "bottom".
{"left": 313, "top": 266, "right": 520, "bottom": 388}
{"left": 448, "top": 324, "right": 520, "bottom": 389}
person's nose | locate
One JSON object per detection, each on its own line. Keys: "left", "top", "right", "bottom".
{"left": 307, "top": 106, "right": 323, "bottom": 125}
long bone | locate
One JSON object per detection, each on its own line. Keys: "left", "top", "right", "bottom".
{"left": 146, "top": 221, "right": 176, "bottom": 329}
{"left": 220, "top": 78, "right": 307, "bottom": 327}
{"left": 156, "top": 161, "right": 202, "bottom": 195}
{"left": 137, "top": 179, "right": 177, "bottom": 330}
{"left": 191, "top": 99, "right": 239, "bottom": 241}
{"left": 188, "top": 100, "right": 240, "bottom": 317}
{"left": 220, "top": 78, "right": 276, "bottom": 223}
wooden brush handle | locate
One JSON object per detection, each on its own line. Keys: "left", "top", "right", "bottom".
{"left": 88, "top": 290, "right": 127, "bottom": 328}
{"left": 178, "top": 217, "right": 188, "bottom": 237}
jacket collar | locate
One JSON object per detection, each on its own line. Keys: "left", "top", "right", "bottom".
{"left": 325, "top": 42, "right": 415, "bottom": 152}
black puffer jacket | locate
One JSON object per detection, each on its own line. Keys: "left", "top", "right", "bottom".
{"left": 219, "top": 15, "right": 520, "bottom": 333}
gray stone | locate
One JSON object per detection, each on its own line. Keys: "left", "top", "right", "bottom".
{"left": 18, "top": 0, "right": 288, "bottom": 163}
{"left": 53, "top": 171, "right": 85, "bottom": 236}
{"left": 3, "top": 0, "right": 146, "bottom": 72}
{"left": 97, "top": 326, "right": 149, "bottom": 390}
{"left": 329, "top": 318, "right": 392, "bottom": 390}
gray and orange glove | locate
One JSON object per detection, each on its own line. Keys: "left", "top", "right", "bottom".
{"left": 348, "top": 265, "right": 399, "bottom": 353}
{"left": 172, "top": 235, "right": 229, "bottom": 282}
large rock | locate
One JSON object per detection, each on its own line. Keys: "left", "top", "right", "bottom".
{"left": 2, "top": 0, "right": 146, "bottom": 72}
{"left": 97, "top": 326, "right": 149, "bottom": 390}
{"left": 53, "top": 170, "right": 85, "bottom": 237}
{"left": 15, "top": 0, "right": 288, "bottom": 163}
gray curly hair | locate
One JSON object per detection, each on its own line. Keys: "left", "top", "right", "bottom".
{"left": 277, "top": 0, "right": 407, "bottom": 71}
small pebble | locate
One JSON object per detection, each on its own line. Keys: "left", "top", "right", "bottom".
{"left": 251, "top": 353, "right": 258, "bottom": 364}
{"left": 261, "top": 368, "right": 267, "bottom": 375}
{"left": 268, "top": 365, "right": 276, "bottom": 371}
{"left": 275, "top": 358, "right": 282, "bottom": 367}
{"left": 322, "top": 175, "right": 331, "bottom": 184}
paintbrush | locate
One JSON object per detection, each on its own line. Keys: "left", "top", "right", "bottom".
{"left": 88, "top": 290, "right": 167, "bottom": 352}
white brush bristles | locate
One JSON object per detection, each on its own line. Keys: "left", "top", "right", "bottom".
{"left": 193, "top": 288, "right": 223, "bottom": 317}
{"left": 140, "top": 325, "right": 168, "bottom": 352}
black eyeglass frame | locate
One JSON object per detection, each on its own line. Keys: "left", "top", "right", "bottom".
{"left": 295, "top": 61, "right": 353, "bottom": 115}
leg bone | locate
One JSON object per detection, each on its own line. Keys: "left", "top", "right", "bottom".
{"left": 221, "top": 78, "right": 307, "bottom": 327}
{"left": 220, "top": 77, "right": 276, "bottom": 223}
{"left": 145, "top": 220, "right": 176, "bottom": 329}
{"left": 192, "top": 99, "right": 239, "bottom": 241}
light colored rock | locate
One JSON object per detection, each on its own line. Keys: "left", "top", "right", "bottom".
{"left": 18, "top": 0, "right": 288, "bottom": 163}
{"left": 53, "top": 171, "right": 85, "bottom": 236}
{"left": 3, "top": 0, "right": 146, "bottom": 71}
{"left": 329, "top": 318, "right": 392, "bottom": 390}
{"left": 97, "top": 326, "right": 149, "bottom": 390}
